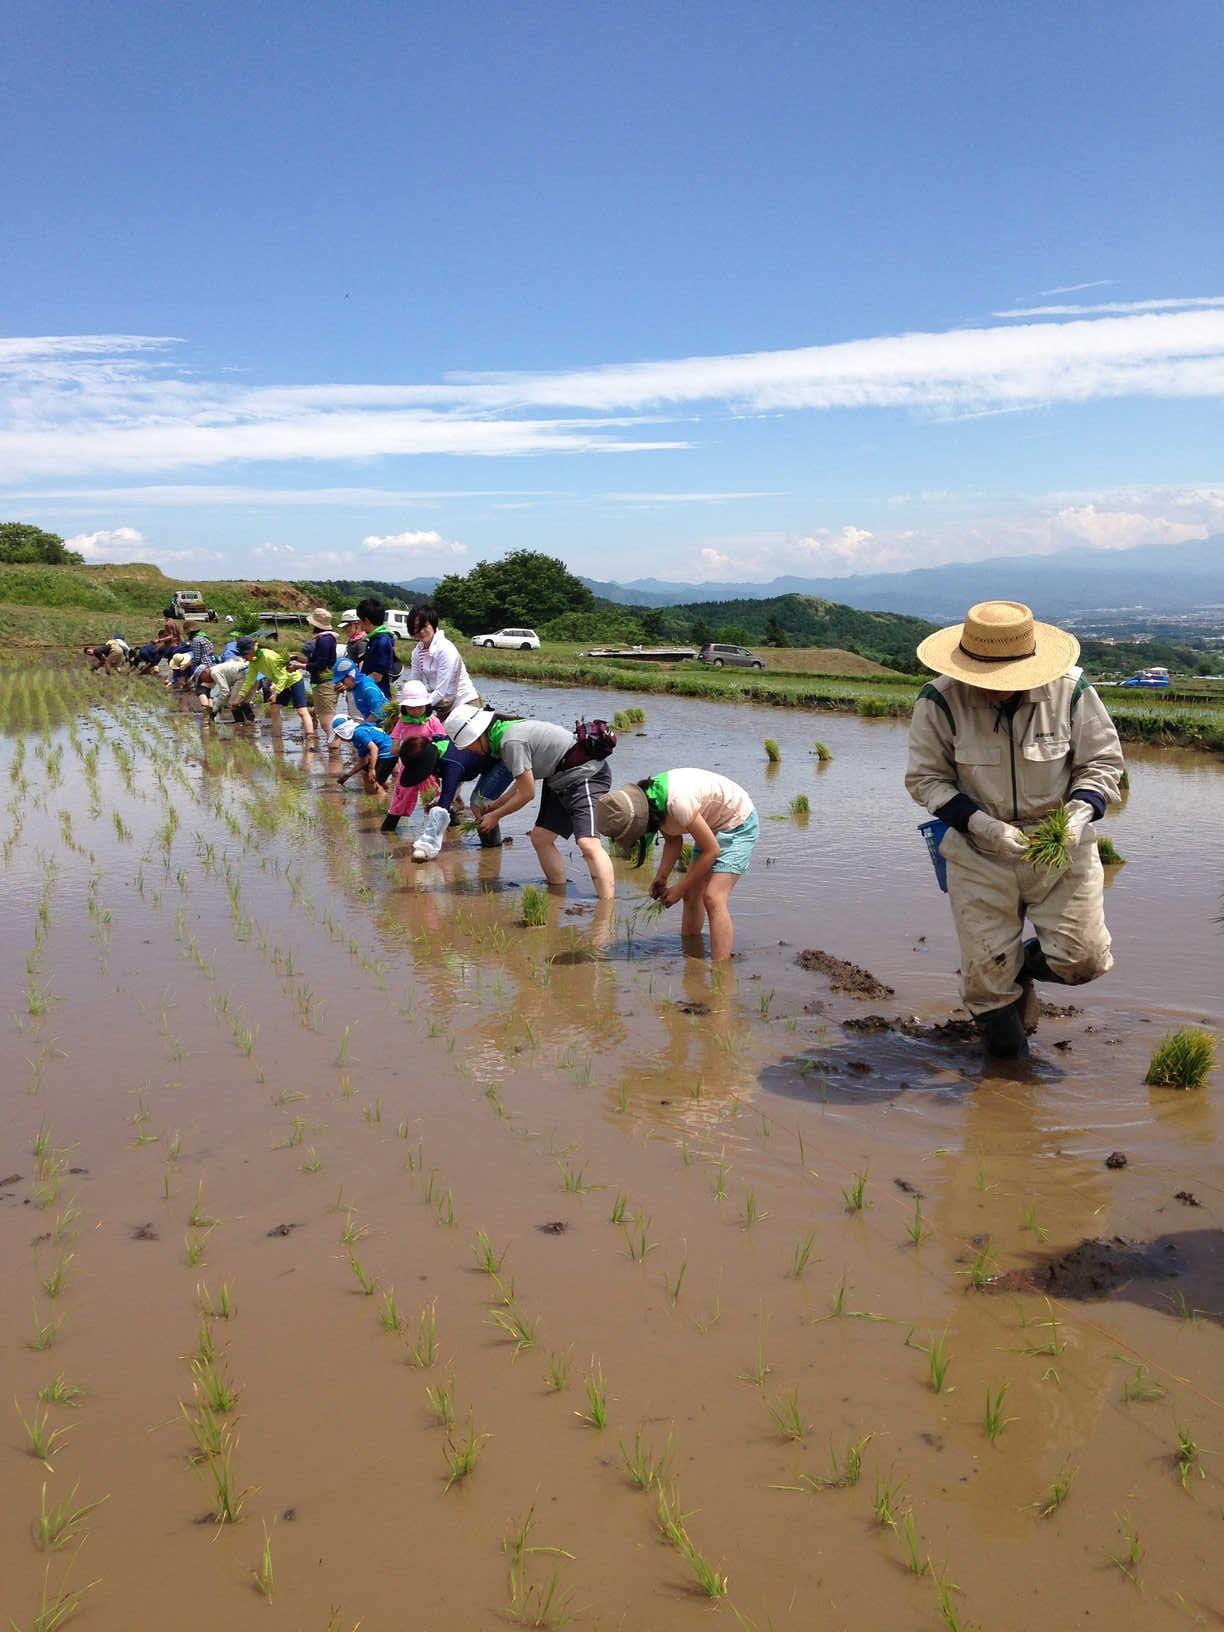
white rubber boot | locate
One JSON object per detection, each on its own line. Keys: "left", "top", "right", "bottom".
{"left": 411, "top": 803, "right": 451, "bottom": 862}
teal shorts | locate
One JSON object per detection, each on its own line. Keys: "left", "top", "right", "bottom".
{"left": 712, "top": 809, "right": 759, "bottom": 876}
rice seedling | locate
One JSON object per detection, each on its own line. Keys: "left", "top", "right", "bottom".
{"left": 11, "top": 1558, "right": 100, "bottom": 1632}
{"left": 1121, "top": 1362, "right": 1166, "bottom": 1403}
{"left": 621, "top": 1425, "right": 674, "bottom": 1490}
{"left": 1015, "top": 1299, "right": 1064, "bottom": 1358}
{"left": 1175, "top": 1423, "right": 1204, "bottom": 1489}
{"left": 187, "top": 1181, "right": 215, "bottom": 1229}
{"left": 16, "top": 1400, "right": 73, "bottom": 1465}
{"left": 340, "top": 1209, "right": 368, "bottom": 1246}
{"left": 872, "top": 1470, "right": 904, "bottom": 1531}
{"left": 436, "top": 1188, "right": 457, "bottom": 1228}
{"left": 1025, "top": 805, "right": 1072, "bottom": 874}
{"left": 663, "top": 1258, "right": 687, "bottom": 1307}
{"left": 1020, "top": 1204, "right": 1049, "bottom": 1243}
{"left": 578, "top": 1362, "right": 608, "bottom": 1429}
{"left": 1096, "top": 835, "right": 1125, "bottom": 865}
{"left": 807, "top": 1434, "right": 871, "bottom": 1491}
{"left": 41, "top": 1254, "right": 73, "bottom": 1299}
{"left": 983, "top": 1383, "right": 1014, "bottom": 1442}
{"left": 812, "top": 739, "right": 832, "bottom": 761}
{"left": 961, "top": 1237, "right": 998, "bottom": 1290}
{"left": 184, "top": 1231, "right": 211, "bottom": 1268}
{"left": 790, "top": 1231, "right": 816, "bottom": 1278}
{"left": 763, "top": 739, "right": 781, "bottom": 763}
{"left": 655, "top": 1483, "right": 727, "bottom": 1598}
{"left": 197, "top": 1281, "right": 235, "bottom": 1320}
{"left": 765, "top": 1387, "right": 807, "bottom": 1442}
{"left": 489, "top": 1304, "right": 541, "bottom": 1356}
{"left": 1038, "top": 1461, "right": 1077, "bottom": 1515}
{"left": 556, "top": 1159, "right": 590, "bottom": 1193}
{"left": 520, "top": 885, "right": 549, "bottom": 927}
{"left": 34, "top": 1481, "right": 109, "bottom": 1552}
{"left": 738, "top": 1316, "right": 771, "bottom": 1388}
{"left": 741, "top": 1189, "right": 766, "bottom": 1229}
{"left": 1110, "top": 1515, "right": 1142, "bottom": 1582}
{"left": 203, "top": 1435, "right": 248, "bottom": 1523}
{"left": 405, "top": 1301, "right": 438, "bottom": 1368}
{"left": 378, "top": 1289, "right": 401, "bottom": 1334}
{"left": 712, "top": 1152, "right": 729, "bottom": 1202}
{"left": 842, "top": 1172, "right": 869, "bottom": 1212}
{"left": 932, "top": 1565, "right": 963, "bottom": 1632}
{"left": 362, "top": 1096, "right": 382, "bottom": 1126}
{"left": 914, "top": 1330, "right": 952, "bottom": 1394}
{"left": 544, "top": 1349, "right": 572, "bottom": 1393}
{"left": 1144, "top": 1027, "right": 1217, "bottom": 1090}
{"left": 191, "top": 1358, "right": 238, "bottom": 1416}
{"left": 503, "top": 1507, "right": 576, "bottom": 1629}
{"left": 30, "top": 1304, "right": 61, "bottom": 1352}
{"left": 349, "top": 1255, "right": 377, "bottom": 1296}
{"left": 37, "top": 1375, "right": 84, "bottom": 1408}
{"left": 788, "top": 793, "right": 810, "bottom": 818}
{"left": 254, "top": 1520, "right": 274, "bottom": 1601}
{"left": 443, "top": 1414, "right": 489, "bottom": 1490}
{"left": 301, "top": 1146, "right": 322, "bottom": 1173}
{"left": 901, "top": 1510, "right": 928, "bottom": 1575}
{"left": 425, "top": 1373, "right": 456, "bottom": 1428}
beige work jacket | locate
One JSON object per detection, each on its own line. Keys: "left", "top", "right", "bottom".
{"left": 905, "top": 669, "right": 1124, "bottom": 827}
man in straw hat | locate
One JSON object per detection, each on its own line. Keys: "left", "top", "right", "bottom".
{"left": 302, "top": 607, "right": 339, "bottom": 748}
{"left": 906, "top": 599, "right": 1124, "bottom": 1059}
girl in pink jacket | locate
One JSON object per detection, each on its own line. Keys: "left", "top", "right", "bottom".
{"left": 381, "top": 680, "right": 445, "bottom": 833}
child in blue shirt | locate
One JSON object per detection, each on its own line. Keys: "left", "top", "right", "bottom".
{"left": 333, "top": 658, "right": 389, "bottom": 723}
{"left": 332, "top": 715, "right": 398, "bottom": 796}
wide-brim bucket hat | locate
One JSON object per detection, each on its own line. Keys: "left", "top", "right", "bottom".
{"left": 916, "top": 600, "right": 1080, "bottom": 690}
{"left": 450, "top": 707, "right": 496, "bottom": 750}
{"left": 395, "top": 679, "right": 431, "bottom": 709}
{"left": 596, "top": 783, "right": 650, "bottom": 845}
{"left": 307, "top": 607, "right": 334, "bottom": 630}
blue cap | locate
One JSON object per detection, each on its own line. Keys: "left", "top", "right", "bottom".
{"left": 333, "top": 657, "right": 357, "bottom": 682}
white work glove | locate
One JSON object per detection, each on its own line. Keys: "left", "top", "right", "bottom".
{"left": 1064, "top": 799, "right": 1095, "bottom": 847}
{"left": 968, "top": 810, "right": 1029, "bottom": 858}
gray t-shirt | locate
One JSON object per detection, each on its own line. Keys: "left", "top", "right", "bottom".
{"left": 498, "top": 721, "right": 597, "bottom": 789}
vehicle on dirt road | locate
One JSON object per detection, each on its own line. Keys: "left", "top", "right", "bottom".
{"left": 697, "top": 642, "right": 765, "bottom": 669}
{"left": 162, "top": 589, "right": 216, "bottom": 625}
{"left": 471, "top": 627, "right": 540, "bottom": 650}
{"left": 1119, "top": 667, "right": 1171, "bottom": 688}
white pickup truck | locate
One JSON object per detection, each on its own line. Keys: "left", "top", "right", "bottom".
{"left": 162, "top": 589, "right": 216, "bottom": 626}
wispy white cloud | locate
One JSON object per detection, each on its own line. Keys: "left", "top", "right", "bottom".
{"left": 3, "top": 308, "right": 1224, "bottom": 484}
{"left": 995, "top": 296, "right": 1224, "bottom": 318}
{"left": 254, "top": 541, "right": 296, "bottom": 556}
{"left": 360, "top": 529, "right": 465, "bottom": 556}
{"left": 1036, "top": 280, "right": 1117, "bottom": 296}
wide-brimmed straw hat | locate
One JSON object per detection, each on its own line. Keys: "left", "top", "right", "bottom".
{"left": 916, "top": 600, "right": 1079, "bottom": 690}
{"left": 307, "top": 607, "right": 333, "bottom": 630}
{"left": 596, "top": 784, "right": 650, "bottom": 845}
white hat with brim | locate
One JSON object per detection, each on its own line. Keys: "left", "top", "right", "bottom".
{"left": 339, "top": 609, "right": 359, "bottom": 625}
{"left": 450, "top": 707, "right": 496, "bottom": 750}
{"left": 307, "top": 607, "right": 334, "bottom": 630}
{"left": 916, "top": 600, "right": 1079, "bottom": 691}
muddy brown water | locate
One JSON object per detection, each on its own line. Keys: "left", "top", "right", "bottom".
{"left": 1, "top": 677, "right": 1222, "bottom": 1631}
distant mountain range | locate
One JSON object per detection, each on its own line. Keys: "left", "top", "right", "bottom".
{"left": 577, "top": 536, "right": 1224, "bottom": 620}
{"left": 399, "top": 534, "right": 1224, "bottom": 622}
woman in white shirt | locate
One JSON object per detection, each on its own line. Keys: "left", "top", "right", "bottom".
{"left": 596, "top": 769, "right": 759, "bottom": 960}
{"left": 408, "top": 605, "right": 479, "bottom": 719}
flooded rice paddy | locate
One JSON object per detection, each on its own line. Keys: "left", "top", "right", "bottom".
{"left": 2, "top": 668, "right": 1222, "bottom": 1632}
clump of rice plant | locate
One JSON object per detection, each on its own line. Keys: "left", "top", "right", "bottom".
{"left": 405, "top": 1301, "right": 438, "bottom": 1368}
{"left": 35, "top": 1480, "right": 109, "bottom": 1551}
{"left": 544, "top": 1349, "right": 572, "bottom": 1393}
{"left": 253, "top": 1520, "right": 274, "bottom": 1601}
{"left": 520, "top": 885, "right": 549, "bottom": 928}
{"left": 443, "top": 1414, "right": 489, "bottom": 1490}
{"left": 765, "top": 1387, "right": 807, "bottom": 1442}
{"left": 788, "top": 794, "right": 810, "bottom": 819}
{"left": 425, "top": 1373, "right": 456, "bottom": 1428}
{"left": 1025, "top": 805, "right": 1072, "bottom": 874}
{"left": 1175, "top": 1423, "right": 1204, "bottom": 1490}
{"left": 1096, "top": 835, "right": 1125, "bottom": 865}
{"left": 620, "top": 1425, "right": 674, "bottom": 1490}
{"left": 578, "top": 1362, "right": 608, "bottom": 1429}
{"left": 983, "top": 1383, "right": 1014, "bottom": 1442}
{"left": 812, "top": 740, "right": 832, "bottom": 762}
{"left": 763, "top": 738, "right": 781, "bottom": 763}
{"left": 1144, "top": 1027, "right": 1217, "bottom": 1090}
{"left": 655, "top": 1484, "right": 727, "bottom": 1598}
{"left": 1038, "top": 1461, "right": 1077, "bottom": 1516}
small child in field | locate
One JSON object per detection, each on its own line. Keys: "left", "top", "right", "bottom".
{"left": 596, "top": 769, "right": 759, "bottom": 960}
{"left": 380, "top": 679, "right": 445, "bottom": 833}
{"left": 332, "top": 715, "right": 398, "bottom": 797}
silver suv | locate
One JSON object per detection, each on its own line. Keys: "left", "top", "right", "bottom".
{"left": 697, "top": 642, "right": 764, "bottom": 669}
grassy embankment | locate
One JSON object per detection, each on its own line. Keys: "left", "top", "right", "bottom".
{"left": 468, "top": 643, "right": 1224, "bottom": 754}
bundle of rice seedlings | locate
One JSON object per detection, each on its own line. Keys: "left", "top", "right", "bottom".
{"left": 612, "top": 711, "right": 630, "bottom": 730}
{"left": 1025, "top": 806, "right": 1071, "bottom": 874}
{"left": 1144, "top": 1028, "right": 1217, "bottom": 1090}
{"left": 789, "top": 794, "right": 810, "bottom": 819}
{"left": 520, "top": 885, "right": 549, "bottom": 927}
{"left": 1096, "top": 835, "right": 1125, "bottom": 866}
{"left": 764, "top": 739, "right": 781, "bottom": 763}
{"left": 812, "top": 741, "right": 832, "bottom": 762}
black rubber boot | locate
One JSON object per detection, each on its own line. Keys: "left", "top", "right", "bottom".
{"left": 1021, "top": 936, "right": 1066, "bottom": 984}
{"left": 975, "top": 999, "right": 1030, "bottom": 1060}
{"left": 380, "top": 813, "right": 401, "bottom": 834}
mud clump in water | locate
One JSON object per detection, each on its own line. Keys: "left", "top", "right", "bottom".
{"left": 266, "top": 1222, "right": 301, "bottom": 1237}
{"left": 998, "top": 1236, "right": 1180, "bottom": 1299}
{"left": 536, "top": 1220, "right": 568, "bottom": 1234}
{"left": 1105, "top": 1151, "right": 1128, "bottom": 1169}
{"left": 1175, "top": 1190, "right": 1202, "bottom": 1208}
{"left": 796, "top": 949, "right": 894, "bottom": 1000}
{"left": 842, "top": 1012, "right": 979, "bottom": 1046}
{"left": 131, "top": 1222, "right": 158, "bottom": 1241}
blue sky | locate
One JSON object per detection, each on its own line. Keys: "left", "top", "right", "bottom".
{"left": 3, "top": 0, "right": 1222, "bottom": 585}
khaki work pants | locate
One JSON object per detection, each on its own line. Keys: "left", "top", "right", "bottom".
{"left": 311, "top": 682, "right": 337, "bottom": 734}
{"left": 941, "top": 827, "right": 1113, "bottom": 1014}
